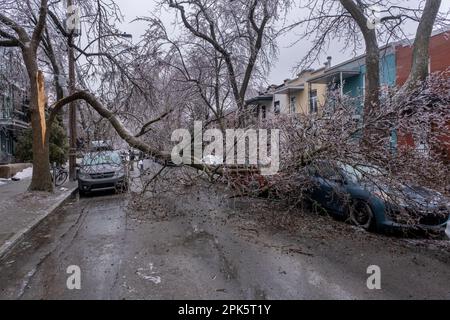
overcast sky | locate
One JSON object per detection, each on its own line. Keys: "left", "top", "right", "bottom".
{"left": 114, "top": 0, "right": 450, "bottom": 85}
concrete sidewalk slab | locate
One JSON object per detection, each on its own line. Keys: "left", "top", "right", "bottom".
{"left": 0, "top": 178, "right": 78, "bottom": 261}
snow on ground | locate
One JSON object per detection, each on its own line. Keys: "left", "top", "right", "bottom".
{"left": 13, "top": 167, "right": 33, "bottom": 180}
{"left": 0, "top": 178, "right": 10, "bottom": 186}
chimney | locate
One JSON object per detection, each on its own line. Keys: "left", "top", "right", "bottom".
{"left": 326, "top": 56, "right": 332, "bottom": 69}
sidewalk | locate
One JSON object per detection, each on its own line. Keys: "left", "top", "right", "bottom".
{"left": 0, "top": 176, "right": 78, "bottom": 261}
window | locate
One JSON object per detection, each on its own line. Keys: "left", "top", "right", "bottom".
{"left": 274, "top": 101, "right": 280, "bottom": 114}
{"left": 416, "top": 132, "right": 429, "bottom": 157}
{"left": 290, "top": 96, "right": 296, "bottom": 113}
{"left": 261, "top": 105, "right": 266, "bottom": 119}
{"left": 1, "top": 94, "right": 12, "bottom": 119}
{"left": 82, "top": 151, "right": 122, "bottom": 166}
{"left": 0, "top": 131, "right": 6, "bottom": 153}
{"left": 309, "top": 90, "right": 318, "bottom": 114}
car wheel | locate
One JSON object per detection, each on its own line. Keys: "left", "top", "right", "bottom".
{"left": 348, "top": 200, "right": 375, "bottom": 230}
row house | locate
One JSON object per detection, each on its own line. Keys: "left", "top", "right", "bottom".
{"left": 249, "top": 28, "right": 449, "bottom": 158}
{"left": 246, "top": 66, "right": 328, "bottom": 121}
{"left": 308, "top": 28, "right": 449, "bottom": 157}
{"left": 0, "top": 48, "right": 30, "bottom": 164}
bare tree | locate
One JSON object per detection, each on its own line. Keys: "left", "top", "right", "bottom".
{"left": 0, "top": 0, "right": 53, "bottom": 191}
{"left": 161, "top": 0, "right": 288, "bottom": 125}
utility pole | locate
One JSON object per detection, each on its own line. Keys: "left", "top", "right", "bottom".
{"left": 67, "top": 0, "right": 77, "bottom": 181}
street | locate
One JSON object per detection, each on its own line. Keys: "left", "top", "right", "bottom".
{"left": 0, "top": 173, "right": 449, "bottom": 300}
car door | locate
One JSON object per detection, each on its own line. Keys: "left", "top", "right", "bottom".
{"left": 309, "top": 165, "right": 348, "bottom": 215}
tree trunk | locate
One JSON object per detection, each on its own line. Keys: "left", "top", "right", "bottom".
{"left": 25, "top": 54, "right": 53, "bottom": 191}
{"left": 339, "top": 0, "right": 380, "bottom": 112}
{"left": 338, "top": 0, "right": 384, "bottom": 150}
{"left": 364, "top": 35, "right": 380, "bottom": 111}
{"left": 404, "top": 0, "right": 442, "bottom": 90}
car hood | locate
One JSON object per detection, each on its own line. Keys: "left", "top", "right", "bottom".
{"left": 362, "top": 180, "right": 449, "bottom": 210}
{"left": 401, "top": 186, "right": 447, "bottom": 208}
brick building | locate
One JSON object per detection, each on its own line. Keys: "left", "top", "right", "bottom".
{"left": 0, "top": 48, "right": 30, "bottom": 164}
{"left": 395, "top": 29, "right": 450, "bottom": 159}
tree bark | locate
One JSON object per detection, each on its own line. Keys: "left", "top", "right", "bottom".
{"left": 403, "top": 0, "right": 442, "bottom": 91}
{"left": 339, "top": 0, "right": 380, "bottom": 111}
{"left": 48, "top": 91, "right": 217, "bottom": 175}
{"left": 27, "top": 66, "right": 53, "bottom": 191}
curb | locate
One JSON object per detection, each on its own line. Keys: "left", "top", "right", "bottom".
{"left": 0, "top": 186, "right": 78, "bottom": 261}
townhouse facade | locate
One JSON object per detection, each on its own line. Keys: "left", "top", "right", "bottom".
{"left": 0, "top": 48, "right": 30, "bottom": 164}
{"left": 308, "top": 45, "right": 397, "bottom": 117}
{"left": 246, "top": 67, "right": 328, "bottom": 121}
{"left": 249, "top": 28, "right": 449, "bottom": 157}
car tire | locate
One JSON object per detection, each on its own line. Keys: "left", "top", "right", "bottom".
{"left": 348, "top": 200, "right": 375, "bottom": 231}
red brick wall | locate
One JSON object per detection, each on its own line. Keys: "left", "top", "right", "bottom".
{"left": 396, "top": 31, "right": 450, "bottom": 86}
{"left": 395, "top": 31, "right": 450, "bottom": 159}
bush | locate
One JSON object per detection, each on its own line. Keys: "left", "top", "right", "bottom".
{"left": 16, "top": 121, "right": 69, "bottom": 166}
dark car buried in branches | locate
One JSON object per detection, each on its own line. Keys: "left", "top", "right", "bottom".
{"left": 303, "top": 162, "right": 450, "bottom": 237}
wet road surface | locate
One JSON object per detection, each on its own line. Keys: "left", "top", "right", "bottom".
{"left": 0, "top": 184, "right": 449, "bottom": 300}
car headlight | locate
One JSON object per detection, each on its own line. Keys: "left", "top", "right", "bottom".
{"left": 115, "top": 168, "right": 125, "bottom": 177}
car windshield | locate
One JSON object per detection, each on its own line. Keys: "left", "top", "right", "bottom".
{"left": 340, "top": 163, "right": 386, "bottom": 183}
{"left": 82, "top": 151, "right": 121, "bottom": 166}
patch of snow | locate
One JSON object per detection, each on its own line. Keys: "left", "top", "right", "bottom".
{"left": 202, "top": 155, "right": 223, "bottom": 165}
{"left": 136, "top": 263, "right": 161, "bottom": 284}
{"left": 13, "top": 167, "right": 33, "bottom": 180}
{"left": 136, "top": 272, "right": 161, "bottom": 284}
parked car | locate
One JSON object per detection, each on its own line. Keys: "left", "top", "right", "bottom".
{"left": 77, "top": 151, "right": 129, "bottom": 196}
{"left": 90, "top": 140, "right": 113, "bottom": 152}
{"left": 303, "top": 161, "right": 450, "bottom": 236}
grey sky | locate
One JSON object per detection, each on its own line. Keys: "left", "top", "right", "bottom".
{"left": 114, "top": 0, "right": 450, "bottom": 85}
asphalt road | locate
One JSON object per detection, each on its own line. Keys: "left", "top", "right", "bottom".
{"left": 0, "top": 178, "right": 449, "bottom": 300}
